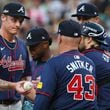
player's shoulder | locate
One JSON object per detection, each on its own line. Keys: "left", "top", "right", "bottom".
{"left": 47, "top": 51, "right": 94, "bottom": 66}
{"left": 16, "top": 37, "right": 27, "bottom": 48}
{"left": 82, "top": 54, "right": 95, "bottom": 65}
{"left": 48, "top": 52, "right": 70, "bottom": 61}
{"left": 47, "top": 54, "right": 60, "bottom": 63}
{"left": 82, "top": 48, "right": 103, "bottom": 57}
{"left": 17, "top": 37, "right": 25, "bottom": 45}
{"left": 45, "top": 54, "right": 65, "bottom": 67}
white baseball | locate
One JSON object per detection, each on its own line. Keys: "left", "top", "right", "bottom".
{"left": 23, "top": 81, "right": 33, "bottom": 90}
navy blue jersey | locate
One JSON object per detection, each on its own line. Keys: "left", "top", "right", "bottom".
{"left": 31, "top": 61, "right": 46, "bottom": 81}
{"left": 0, "top": 36, "right": 32, "bottom": 100}
{"left": 34, "top": 50, "right": 98, "bottom": 110}
{"left": 82, "top": 48, "right": 110, "bottom": 109}
{"left": 23, "top": 60, "right": 46, "bottom": 110}
{"left": 105, "top": 36, "right": 110, "bottom": 52}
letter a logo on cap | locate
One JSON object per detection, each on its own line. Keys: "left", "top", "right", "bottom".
{"left": 27, "top": 33, "right": 32, "bottom": 39}
{"left": 78, "top": 5, "right": 85, "bottom": 12}
{"left": 18, "top": 6, "right": 24, "bottom": 13}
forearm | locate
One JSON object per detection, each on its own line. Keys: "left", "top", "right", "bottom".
{"left": 0, "top": 79, "right": 16, "bottom": 90}
{"left": 25, "top": 93, "right": 36, "bottom": 101}
{"left": 24, "top": 88, "right": 36, "bottom": 101}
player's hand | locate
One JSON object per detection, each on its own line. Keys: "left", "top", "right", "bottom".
{"left": 31, "top": 80, "right": 39, "bottom": 89}
{"left": 15, "top": 81, "right": 36, "bottom": 100}
{"left": 23, "top": 86, "right": 36, "bottom": 101}
{"left": 15, "top": 81, "right": 28, "bottom": 94}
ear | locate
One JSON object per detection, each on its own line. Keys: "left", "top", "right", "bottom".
{"left": 87, "top": 37, "right": 93, "bottom": 44}
{"left": 1, "top": 14, "right": 7, "bottom": 21}
{"left": 79, "top": 36, "right": 83, "bottom": 43}
{"left": 57, "top": 34, "right": 62, "bottom": 44}
{"left": 95, "top": 16, "right": 101, "bottom": 23}
{"left": 43, "top": 42, "right": 49, "bottom": 49}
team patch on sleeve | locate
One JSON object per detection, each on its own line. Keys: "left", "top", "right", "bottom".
{"left": 37, "top": 82, "right": 43, "bottom": 89}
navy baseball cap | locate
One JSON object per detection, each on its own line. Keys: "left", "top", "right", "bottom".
{"left": 72, "top": 3, "right": 99, "bottom": 17}
{"left": 81, "top": 22, "right": 109, "bottom": 46}
{"left": 2, "top": 2, "right": 30, "bottom": 19}
{"left": 26, "top": 27, "right": 52, "bottom": 46}
{"left": 58, "top": 20, "right": 81, "bottom": 38}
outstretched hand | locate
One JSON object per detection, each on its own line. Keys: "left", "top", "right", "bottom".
{"left": 15, "top": 81, "right": 28, "bottom": 94}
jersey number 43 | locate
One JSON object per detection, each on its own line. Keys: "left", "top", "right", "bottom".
{"left": 67, "top": 74, "right": 95, "bottom": 101}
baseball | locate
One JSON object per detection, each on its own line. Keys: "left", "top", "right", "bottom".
{"left": 23, "top": 81, "right": 33, "bottom": 90}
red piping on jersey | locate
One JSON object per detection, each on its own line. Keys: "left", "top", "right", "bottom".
{"left": 95, "top": 84, "right": 99, "bottom": 97}
{"left": 0, "top": 38, "right": 6, "bottom": 47}
{"left": 11, "top": 49, "right": 16, "bottom": 98}
{"left": 36, "top": 91, "right": 52, "bottom": 98}
{"left": 0, "top": 36, "right": 18, "bottom": 51}
{"left": 64, "top": 53, "right": 84, "bottom": 56}
{"left": 60, "top": 50, "right": 84, "bottom": 56}
{"left": 63, "top": 53, "right": 84, "bottom": 57}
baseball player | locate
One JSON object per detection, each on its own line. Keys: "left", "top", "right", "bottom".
{"left": 0, "top": 2, "right": 32, "bottom": 110}
{"left": 79, "top": 22, "right": 110, "bottom": 110}
{"left": 33, "top": 20, "right": 98, "bottom": 110}
{"left": 22, "top": 27, "right": 52, "bottom": 110}
{"left": 71, "top": 3, "right": 110, "bottom": 52}
{"left": 72, "top": 3, "right": 100, "bottom": 23}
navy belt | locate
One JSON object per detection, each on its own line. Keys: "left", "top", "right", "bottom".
{"left": 0, "top": 99, "right": 20, "bottom": 105}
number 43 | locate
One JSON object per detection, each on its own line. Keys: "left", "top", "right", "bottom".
{"left": 67, "top": 74, "right": 95, "bottom": 101}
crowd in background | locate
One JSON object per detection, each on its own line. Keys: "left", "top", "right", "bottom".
{"left": 0, "top": 0, "right": 110, "bottom": 55}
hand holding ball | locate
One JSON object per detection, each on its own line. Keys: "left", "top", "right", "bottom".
{"left": 23, "top": 81, "right": 33, "bottom": 90}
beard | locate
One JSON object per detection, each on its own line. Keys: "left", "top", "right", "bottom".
{"left": 78, "top": 45, "right": 86, "bottom": 52}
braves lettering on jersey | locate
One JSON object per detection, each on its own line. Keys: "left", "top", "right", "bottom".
{"left": 33, "top": 50, "right": 98, "bottom": 110}
{"left": 82, "top": 48, "right": 110, "bottom": 110}
{"left": 0, "top": 35, "right": 32, "bottom": 100}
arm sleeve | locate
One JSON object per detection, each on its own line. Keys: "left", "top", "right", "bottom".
{"left": 34, "top": 59, "right": 57, "bottom": 109}
{"left": 36, "top": 60, "right": 57, "bottom": 96}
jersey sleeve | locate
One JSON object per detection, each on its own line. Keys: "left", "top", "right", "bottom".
{"left": 33, "top": 94, "right": 50, "bottom": 110}
{"left": 36, "top": 59, "right": 57, "bottom": 98}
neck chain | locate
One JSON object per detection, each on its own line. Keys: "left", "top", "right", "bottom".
{"left": 2, "top": 37, "right": 17, "bottom": 50}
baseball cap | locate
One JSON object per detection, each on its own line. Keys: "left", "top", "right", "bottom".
{"left": 81, "top": 22, "right": 109, "bottom": 46}
{"left": 26, "top": 27, "right": 52, "bottom": 46}
{"left": 2, "top": 2, "right": 30, "bottom": 19}
{"left": 72, "top": 3, "right": 99, "bottom": 17}
{"left": 58, "top": 20, "right": 81, "bottom": 38}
